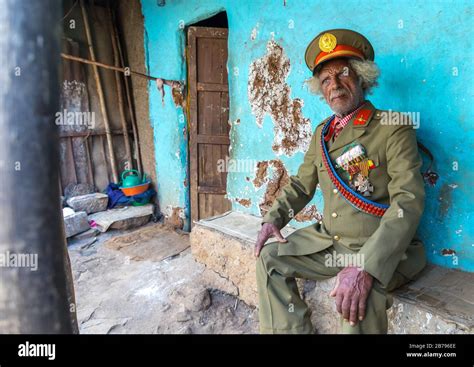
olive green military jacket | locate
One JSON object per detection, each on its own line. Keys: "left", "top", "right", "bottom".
{"left": 262, "top": 101, "right": 426, "bottom": 287}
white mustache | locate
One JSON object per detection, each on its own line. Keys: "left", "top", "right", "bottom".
{"left": 330, "top": 90, "right": 346, "bottom": 100}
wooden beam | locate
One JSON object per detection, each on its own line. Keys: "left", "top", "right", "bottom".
{"left": 80, "top": 0, "right": 118, "bottom": 183}
{"left": 59, "top": 128, "right": 132, "bottom": 138}
{"left": 61, "top": 53, "right": 159, "bottom": 81}
{"left": 111, "top": 5, "right": 143, "bottom": 174}
{"left": 108, "top": 1, "right": 132, "bottom": 170}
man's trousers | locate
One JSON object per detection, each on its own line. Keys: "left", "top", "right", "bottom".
{"left": 256, "top": 242, "right": 409, "bottom": 334}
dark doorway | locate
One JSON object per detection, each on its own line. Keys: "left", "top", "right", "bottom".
{"left": 192, "top": 11, "right": 228, "bottom": 28}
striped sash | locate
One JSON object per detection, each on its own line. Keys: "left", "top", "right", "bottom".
{"left": 320, "top": 116, "right": 389, "bottom": 217}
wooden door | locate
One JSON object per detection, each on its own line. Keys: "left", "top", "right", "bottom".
{"left": 188, "top": 26, "right": 231, "bottom": 225}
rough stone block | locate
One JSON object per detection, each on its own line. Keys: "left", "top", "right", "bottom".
{"left": 109, "top": 215, "right": 151, "bottom": 230}
{"left": 67, "top": 193, "right": 108, "bottom": 214}
{"left": 64, "top": 211, "right": 90, "bottom": 238}
{"left": 191, "top": 224, "right": 258, "bottom": 307}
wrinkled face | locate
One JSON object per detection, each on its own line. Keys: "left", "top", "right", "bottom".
{"left": 317, "top": 58, "right": 365, "bottom": 116}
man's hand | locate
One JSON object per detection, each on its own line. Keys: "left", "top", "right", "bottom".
{"left": 254, "top": 223, "right": 288, "bottom": 257}
{"left": 329, "top": 267, "right": 373, "bottom": 326}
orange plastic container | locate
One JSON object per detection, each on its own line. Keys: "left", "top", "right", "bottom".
{"left": 120, "top": 182, "right": 150, "bottom": 197}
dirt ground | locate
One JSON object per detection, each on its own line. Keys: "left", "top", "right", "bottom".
{"left": 68, "top": 223, "right": 258, "bottom": 334}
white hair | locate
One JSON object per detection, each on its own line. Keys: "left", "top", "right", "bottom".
{"left": 305, "top": 59, "right": 380, "bottom": 96}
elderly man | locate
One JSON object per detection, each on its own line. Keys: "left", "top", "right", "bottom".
{"left": 255, "top": 29, "right": 426, "bottom": 334}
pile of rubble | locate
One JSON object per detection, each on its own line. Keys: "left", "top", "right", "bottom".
{"left": 62, "top": 184, "right": 155, "bottom": 244}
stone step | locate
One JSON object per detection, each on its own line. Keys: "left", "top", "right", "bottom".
{"left": 88, "top": 204, "right": 154, "bottom": 232}
{"left": 190, "top": 211, "right": 473, "bottom": 334}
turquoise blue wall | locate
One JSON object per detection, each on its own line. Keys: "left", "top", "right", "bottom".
{"left": 141, "top": 0, "right": 473, "bottom": 272}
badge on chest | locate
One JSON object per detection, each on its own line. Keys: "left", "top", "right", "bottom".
{"left": 334, "top": 142, "right": 377, "bottom": 197}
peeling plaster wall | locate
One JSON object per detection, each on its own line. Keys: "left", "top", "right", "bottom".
{"left": 248, "top": 40, "right": 312, "bottom": 155}
{"left": 141, "top": 0, "right": 473, "bottom": 272}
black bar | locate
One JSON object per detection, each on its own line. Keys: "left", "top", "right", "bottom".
{"left": 0, "top": 0, "right": 76, "bottom": 333}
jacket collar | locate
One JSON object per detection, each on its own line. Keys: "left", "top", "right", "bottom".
{"left": 328, "top": 100, "right": 377, "bottom": 153}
